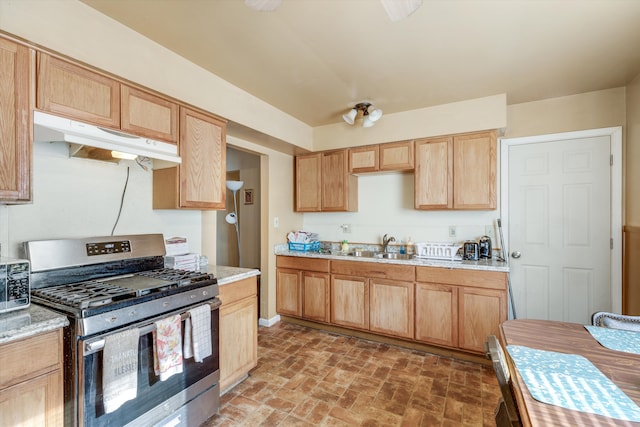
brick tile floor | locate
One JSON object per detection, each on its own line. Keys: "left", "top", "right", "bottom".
{"left": 202, "top": 322, "right": 501, "bottom": 426}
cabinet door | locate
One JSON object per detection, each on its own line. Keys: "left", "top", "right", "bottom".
{"left": 415, "top": 282, "right": 458, "bottom": 347}
{"left": 220, "top": 296, "right": 257, "bottom": 392}
{"left": 414, "top": 137, "right": 453, "bottom": 209}
{"left": 276, "top": 268, "right": 302, "bottom": 317}
{"left": 302, "top": 272, "right": 330, "bottom": 322}
{"left": 453, "top": 131, "right": 497, "bottom": 209}
{"left": 121, "top": 85, "right": 178, "bottom": 143}
{"left": 0, "top": 38, "right": 33, "bottom": 202}
{"left": 349, "top": 145, "right": 379, "bottom": 173}
{"left": 330, "top": 275, "right": 369, "bottom": 330}
{"left": 458, "top": 287, "right": 506, "bottom": 353}
{"left": 322, "top": 150, "right": 357, "bottom": 211}
{"left": 37, "top": 53, "right": 120, "bottom": 127}
{"left": 369, "top": 279, "right": 414, "bottom": 338}
{"left": 179, "top": 107, "right": 226, "bottom": 209}
{"left": 380, "top": 140, "right": 414, "bottom": 171}
{"left": 295, "top": 153, "right": 321, "bottom": 212}
{"left": 0, "top": 370, "right": 63, "bottom": 427}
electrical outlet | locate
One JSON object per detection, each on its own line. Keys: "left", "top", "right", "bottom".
{"left": 449, "top": 226, "right": 456, "bottom": 237}
{"left": 484, "top": 224, "right": 495, "bottom": 240}
{"left": 273, "top": 217, "right": 279, "bottom": 228}
{"left": 341, "top": 224, "right": 351, "bottom": 233}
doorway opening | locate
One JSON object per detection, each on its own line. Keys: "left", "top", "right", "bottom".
{"left": 217, "top": 146, "right": 261, "bottom": 270}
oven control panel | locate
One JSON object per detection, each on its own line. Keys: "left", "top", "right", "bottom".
{"left": 86, "top": 240, "right": 132, "bottom": 256}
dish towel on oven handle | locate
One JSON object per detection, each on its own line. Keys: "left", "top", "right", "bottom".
{"left": 102, "top": 327, "right": 139, "bottom": 414}
{"left": 183, "top": 304, "right": 212, "bottom": 362}
{"left": 153, "top": 314, "right": 183, "bottom": 381}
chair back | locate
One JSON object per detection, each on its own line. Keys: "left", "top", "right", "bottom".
{"left": 485, "top": 335, "right": 521, "bottom": 427}
{"left": 592, "top": 311, "right": 640, "bottom": 332}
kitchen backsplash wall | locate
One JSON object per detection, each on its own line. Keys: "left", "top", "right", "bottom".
{"left": 302, "top": 173, "right": 500, "bottom": 248}
{"left": 0, "top": 140, "right": 203, "bottom": 259}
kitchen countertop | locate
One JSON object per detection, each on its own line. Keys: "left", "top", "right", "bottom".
{"left": 207, "top": 265, "right": 261, "bottom": 285}
{"left": 0, "top": 304, "right": 69, "bottom": 345}
{"left": 274, "top": 245, "right": 509, "bottom": 272}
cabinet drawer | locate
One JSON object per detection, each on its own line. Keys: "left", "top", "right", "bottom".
{"left": 416, "top": 266, "right": 506, "bottom": 290}
{"left": 331, "top": 260, "right": 414, "bottom": 282}
{"left": 219, "top": 277, "right": 257, "bottom": 306}
{"left": 0, "top": 329, "right": 62, "bottom": 389}
{"left": 276, "top": 256, "right": 329, "bottom": 273}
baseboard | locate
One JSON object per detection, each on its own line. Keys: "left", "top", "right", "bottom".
{"left": 258, "top": 315, "right": 281, "bottom": 327}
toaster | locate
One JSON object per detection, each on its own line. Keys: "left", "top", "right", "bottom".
{"left": 463, "top": 242, "right": 479, "bottom": 261}
{"left": 0, "top": 258, "right": 30, "bottom": 313}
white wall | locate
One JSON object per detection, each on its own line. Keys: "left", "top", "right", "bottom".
{"left": 0, "top": 141, "right": 201, "bottom": 258}
{"left": 303, "top": 173, "right": 498, "bottom": 247}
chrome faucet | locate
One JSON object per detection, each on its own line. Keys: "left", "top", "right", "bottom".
{"left": 382, "top": 234, "right": 396, "bottom": 253}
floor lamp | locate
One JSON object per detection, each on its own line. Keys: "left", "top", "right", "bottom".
{"left": 225, "top": 180, "right": 243, "bottom": 266}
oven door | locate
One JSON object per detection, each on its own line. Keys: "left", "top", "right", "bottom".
{"left": 78, "top": 299, "right": 220, "bottom": 427}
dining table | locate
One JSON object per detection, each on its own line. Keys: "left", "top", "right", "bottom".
{"left": 500, "top": 319, "right": 640, "bottom": 426}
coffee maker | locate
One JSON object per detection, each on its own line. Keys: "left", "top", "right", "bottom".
{"left": 479, "top": 235, "right": 492, "bottom": 259}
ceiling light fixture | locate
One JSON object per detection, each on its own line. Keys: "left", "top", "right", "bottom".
{"left": 380, "top": 0, "right": 423, "bottom": 22}
{"left": 342, "top": 103, "right": 383, "bottom": 128}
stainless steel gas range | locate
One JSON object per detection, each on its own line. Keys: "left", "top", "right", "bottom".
{"left": 25, "top": 234, "right": 220, "bottom": 427}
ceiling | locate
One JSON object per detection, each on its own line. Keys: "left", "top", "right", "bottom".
{"left": 81, "top": 0, "right": 640, "bottom": 128}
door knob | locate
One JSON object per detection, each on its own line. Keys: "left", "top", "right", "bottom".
{"left": 511, "top": 251, "right": 521, "bottom": 259}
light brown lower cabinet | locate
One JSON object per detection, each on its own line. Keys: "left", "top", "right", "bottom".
{"left": 276, "top": 256, "right": 507, "bottom": 355}
{"left": 369, "top": 279, "right": 414, "bottom": 339}
{"left": 416, "top": 266, "right": 507, "bottom": 353}
{"left": 302, "top": 272, "right": 330, "bottom": 322}
{"left": 276, "top": 256, "right": 331, "bottom": 321}
{"left": 219, "top": 276, "right": 258, "bottom": 392}
{"left": 330, "top": 275, "right": 369, "bottom": 330}
{"left": 275, "top": 268, "right": 302, "bottom": 317}
{"left": 458, "top": 286, "right": 506, "bottom": 352}
{"left": 415, "top": 282, "right": 459, "bottom": 347}
{"left": 0, "top": 329, "right": 64, "bottom": 427}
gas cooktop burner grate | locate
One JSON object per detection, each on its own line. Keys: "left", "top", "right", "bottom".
{"left": 137, "top": 268, "right": 213, "bottom": 286}
{"left": 32, "top": 281, "right": 137, "bottom": 309}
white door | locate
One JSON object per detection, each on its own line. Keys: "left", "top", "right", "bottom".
{"left": 501, "top": 128, "right": 622, "bottom": 324}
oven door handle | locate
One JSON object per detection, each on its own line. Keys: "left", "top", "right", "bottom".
{"left": 84, "top": 299, "right": 221, "bottom": 354}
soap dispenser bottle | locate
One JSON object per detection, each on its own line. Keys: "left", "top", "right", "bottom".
{"left": 341, "top": 240, "right": 349, "bottom": 253}
{"left": 406, "top": 237, "right": 414, "bottom": 255}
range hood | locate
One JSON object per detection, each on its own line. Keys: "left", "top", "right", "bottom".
{"left": 33, "top": 111, "right": 181, "bottom": 164}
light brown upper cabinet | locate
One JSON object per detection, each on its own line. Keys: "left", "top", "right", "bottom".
{"left": 295, "top": 153, "right": 322, "bottom": 211}
{"left": 415, "top": 130, "right": 496, "bottom": 210}
{"left": 379, "top": 140, "right": 414, "bottom": 171}
{"left": 322, "top": 149, "right": 357, "bottom": 211}
{"left": 120, "top": 85, "right": 178, "bottom": 143}
{"left": 37, "top": 52, "right": 120, "bottom": 128}
{"left": 0, "top": 37, "right": 34, "bottom": 203}
{"left": 153, "top": 107, "right": 226, "bottom": 209}
{"left": 349, "top": 140, "right": 414, "bottom": 173}
{"left": 349, "top": 145, "right": 379, "bottom": 173}
{"left": 37, "top": 53, "right": 179, "bottom": 144}
{"left": 295, "top": 149, "right": 357, "bottom": 212}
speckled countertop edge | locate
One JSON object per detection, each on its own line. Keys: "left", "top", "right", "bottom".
{"left": 0, "top": 304, "right": 69, "bottom": 345}
{"left": 207, "top": 265, "right": 261, "bottom": 286}
{"left": 274, "top": 245, "right": 509, "bottom": 272}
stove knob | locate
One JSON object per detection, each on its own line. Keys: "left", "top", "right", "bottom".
{"left": 107, "top": 316, "right": 117, "bottom": 323}
{"left": 163, "top": 302, "right": 169, "bottom": 307}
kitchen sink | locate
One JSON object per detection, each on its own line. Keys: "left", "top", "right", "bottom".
{"left": 348, "top": 250, "right": 379, "bottom": 258}
{"left": 375, "top": 253, "right": 414, "bottom": 260}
